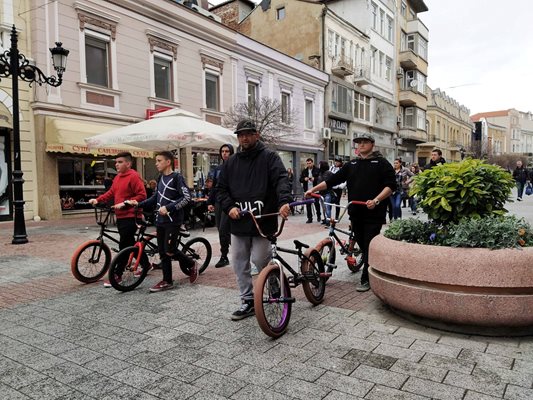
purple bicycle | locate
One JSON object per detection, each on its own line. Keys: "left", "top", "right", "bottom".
{"left": 241, "top": 198, "right": 327, "bottom": 338}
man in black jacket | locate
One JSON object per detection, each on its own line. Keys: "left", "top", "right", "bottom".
{"left": 424, "top": 148, "right": 446, "bottom": 170}
{"left": 305, "top": 133, "right": 395, "bottom": 292}
{"left": 299, "top": 158, "right": 321, "bottom": 223}
{"left": 217, "top": 119, "right": 292, "bottom": 320}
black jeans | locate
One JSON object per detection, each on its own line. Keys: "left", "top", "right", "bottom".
{"left": 332, "top": 189, "right": 343, "bottom": 219}
{"left": 215, "top": 203, "right": 231, "bottom": 256}
{"left": 306, "top": 197, "right": 321, "bottom": 221}
{"left": 116, "top": 218, "right": 137, "bottom": 250}
{"left": 157, "top": 225, "right": 194, "bottom": 283}
{"left": 351, "top": 220, "right": 383, "bottom": 284}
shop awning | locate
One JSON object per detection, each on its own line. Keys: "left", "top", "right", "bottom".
{"left": 45, "top": 117, "right": 154, "bottom": 158}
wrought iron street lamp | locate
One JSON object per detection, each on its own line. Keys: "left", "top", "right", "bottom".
{"left": 0, "top": 25, "right": 69, "bottom": 244}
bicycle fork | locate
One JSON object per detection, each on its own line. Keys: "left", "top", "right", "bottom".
{"left": 127, "top": 242, "right": 145, "bottom": 272}
{"left": 269, "top": 258, "right": 295, "bottom": 304}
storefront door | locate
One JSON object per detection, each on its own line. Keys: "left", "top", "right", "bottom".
{"left": 0, "top": 129, "right": 12, "bottom": 220}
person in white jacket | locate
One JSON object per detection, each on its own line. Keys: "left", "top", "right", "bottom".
{"left": 329, "top": 156, "right": 346, "bottom": 220}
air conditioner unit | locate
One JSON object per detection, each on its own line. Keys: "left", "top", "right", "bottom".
{"left": 396, "top": 67, "right": 404, "bottom": 77}
{"left": 322, "top": 128, "right": 331, "bottom": 140}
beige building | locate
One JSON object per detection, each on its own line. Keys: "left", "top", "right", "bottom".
{"left": 396, "top": 0, "right": 429, "bottom": 163}
{"left": 423, "top": 87, "right": 472, "bottom": 164}
{"left": 0, "top": 0, "right": 33, "bottom": 222}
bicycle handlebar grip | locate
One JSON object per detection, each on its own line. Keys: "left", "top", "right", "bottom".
{"left": 238, "top": 210, "right": 249, "bottom": 217}
{"left": 350, "top": 200, "right": 368, "bottom": 205}
{"left": 309, "top": 193, "right": 321, "bottom": 198}
{"left": 289, "top": 198, "right": 315, "bottom": 207}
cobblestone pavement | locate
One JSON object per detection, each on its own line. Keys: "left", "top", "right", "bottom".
{"left": 0, "top": 196, "right": 532, "bottom": 399}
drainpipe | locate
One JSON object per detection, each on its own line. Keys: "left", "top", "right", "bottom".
{"left": 321, "top": 6, "right": 327, "bottom": 158}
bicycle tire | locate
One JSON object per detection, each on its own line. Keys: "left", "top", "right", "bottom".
{"left": 347, "top": 243, "right": 364, "bottom": 273}
{"left": 71, "top": 240, "right": 111, "bottom": 283}
{"left": 179, "top": 237, "right": 212, "bottom": 275}
{"left": 301, "top": 249, "right": 326, "bottom": 305}
{"left": 108, "top": 246, "right": 149, "bottom": 292}
{"left": 314, "top": 238, "right": 336, "bottom": 281}
{"left": 254, "top": 263, "right": 292, "bottom": 338}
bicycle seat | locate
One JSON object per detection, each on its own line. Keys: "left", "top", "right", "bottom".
{"left": 293, "top": 240, "right": 309, "bottom": 250}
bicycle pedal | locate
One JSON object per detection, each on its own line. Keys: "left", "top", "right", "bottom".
{"left": 280, "top": 297, "right": 296, "bottom": 304}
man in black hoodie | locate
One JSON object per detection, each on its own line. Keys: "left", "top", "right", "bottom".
{"left": 217, "top": 120, "right": 292, "bottom": 320}
{"left": 305, "top": 133, "right": 395, "bottom": 292}
{"left": 424, "top": 148, "right": 446, "bottom": 170}
{"left": 207, "top": 143, "right": 234, "bottom": 267}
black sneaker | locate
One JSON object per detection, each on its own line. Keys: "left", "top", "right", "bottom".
{"left": 215, "top": 256, "right": 230, "bottom": 268}
{"left": 231, "top": 301, "right": 255, "bottom": 321}
{"left": 356, "top": 281, "right": 370, "bottom": 292}
{"left": 306, "top": 219, "right": 312, "bottom": 224}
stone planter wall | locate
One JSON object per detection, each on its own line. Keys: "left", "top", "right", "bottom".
{"left": 369, "top": 235, "right": 533, "bottom": 336}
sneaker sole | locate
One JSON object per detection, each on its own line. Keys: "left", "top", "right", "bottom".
{"left": 231, "top": 311, "right": 255, "bottom": 321}
{"left": 150, "top": 286, "right": 174, "bottom": 293}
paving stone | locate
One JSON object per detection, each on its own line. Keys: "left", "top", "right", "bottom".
{"left": 485, "top": 343, "right": 533, "bottom": 361}
{"left": 160, "top": 360, "right": 209, "bottom": 383}
{"left": 403, "top": 376, "right": 465, "bottom": 400}
{"left": 463, "top": 391, "right": 505, "bottom": 400}
{"left": 165, "top": 344, "right": 210, "bottom": 364}
{"left": 420, "top": 353, "right": 475, "bottom": 374}
{"left": 373, "top": 344, "right": 425, "bottom": 363}
{"left": 193, "top": 371, "right": 246, "bottom": 398}
{"left": 101, "top": 385, "right": 160, "bottom": 400}
{"left": 69, "top": 372, "right": 123, "bottom": 397}
{"left": 272, "top": 358, "right": 326, "bottom": 383}
{"left": 58, "top": 346, "right": 101, "bottom": 365}
{"left": 365, "top": 385, "right": 430, "bottom": 400}
{"left": 390, "top": 359, "right": 448, "bottom": 383}
{"left": 305, "top": 340, "right": 352, "bottom": 358}
{"left": 458, "top": 348, "right": 514, "bottom": 370}
{"left": 0, "top": 382, "right": 31, "bottom": 399}
{"left": 512, "top": 359, "right": 533, "bottom": 374}
{"left": 230, "top": 364, "right": 283, "bottom": 387}
{"left": 355, "top": 320, "right": 398, "bottom": 334}
{"left": 130, "top": 336, "right": 179, "bottom": 354}
{"left": 323, "top": 390, "right": 364, "bottom": 399}
{"left": 266, "top": 343, "right": 316, "bottom": 363}
{"left": 350, "top": 364, "right": 408, "bottom": 389}
{"left": 188, "top": 389, "right": 230, "bottom": 400}
{"left": 142, "top": 375, "right": 200, "bottom": 399}
{"left": 193, "top": 353, "right": 242, "bottom": 375}
{"left": 331, "top": 335, "right": 379, "bottom": 352}
{"left": 504, "top": 385, "right": 533, "bottom": 400}
{"left": 42, "top": 361, "right": 92, "bottom": 384}
{"left": 101, "top": 341, "right": 145, "bottom": 361}
{"left": 0, "top": 363, "right": 47, "bottom": 390}
{"left": 367, "top": 331, "right": 416, "bottom": 349}
{"left": 473, "top": 365, "right": 533, "bottom": 388}
{"left": 306, "top": 352, "right": 359, "bottom": 375}
{"left": 315, "top": 371, "right": 374, "bottom": 398}
{"left": 55, "top": 390, "right": 95, "bottom": 400}
{"left": 10, "top": 347, "right": 64, "bottom": 371}
{"left": 393, "top": 327, "right": 442, "bottom": 343}
{"left": 233, "top": 349, "right": 287, "bottom": 369}
{"left": 111, "top": 365, "right": 163, "bottom": 389}
{"left": 83, "top": 356, "right": 131, "bottom": 375}
{"left": 128, "top": 351, "right": 174, "bottom": 371}
{"left": 231, "top": 384, "right": 294, "bottom": 400}
{"left": 270, "top": 375, "right": 333, "bottom": 400}
{"left": 295, "top": 328, "right": 340, "bottom": 343}
{"left": 202, "top": 340, "right": 248, "bottom": 358}
{"left": 18, "top": 377, "right": 72, "bottom": 399}
{"left": 343, "top": 349, "right": 397, "bottom": 369}
{"left": 410, "top": 339, "right": 462, "bottom": 358}
{"left": 172, "top": 332, "right": 214, "bottom": 350}
{"left": 32, "top": 337, "right": 80, "bottom": 355}
{"left": 437, "top": 335, "right": 488, "bottom": 352}
{"left": 444, "top": 370, "right": 506, "bottom": 397}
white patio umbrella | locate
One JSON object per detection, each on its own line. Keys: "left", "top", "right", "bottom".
{"left": 85, "top": 108, "right": 237, "bottom": 150}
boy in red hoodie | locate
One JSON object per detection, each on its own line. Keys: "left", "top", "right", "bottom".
{"left": 88, "top": 152, "right": 146, "bottom": 286}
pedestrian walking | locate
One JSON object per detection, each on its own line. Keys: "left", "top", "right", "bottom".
{"left": 390, "top": 159, "right": 414, "bottom": 220}
{"left": 317, "top": 161, "right": 335, "bottom": 225}
{"left": 299, "top": 158, "right": 321, "bottom": 223}
{"left": 513, "top": 160, "right": 529, "bottom": 201}
{"left": 304, "top": 133, "right": 395, "bottom": 292}
{"left": 217, "top": 119, "right": 292, "bottom": 320}
{"left": 330, "top": 156, "right": 346, "bottom": 220}
{"left": 126, "top": 151, "right": 197, "bottom": 292}
{"left": 88, "top": 152, "right": 147, "bottom": 287}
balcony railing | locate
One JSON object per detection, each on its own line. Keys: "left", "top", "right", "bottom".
{"left": 331, "top": 55, "right": 354, "bottom": 77}
{"left": 353, "top": 66, "right": 370, "bottom": 85}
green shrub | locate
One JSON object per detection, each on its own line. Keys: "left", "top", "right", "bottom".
{"left": 384, "top": 216, "right": 533, "bottom": 249}
{"left": 410, "top": 159, "right": 515, "bottom": 224}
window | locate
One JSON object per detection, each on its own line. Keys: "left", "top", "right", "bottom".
{"left": 404, "top": 70, "right": 426, "bottom": 92}
{"left": 371, "top": 47, "right": 377, "bottom": 74}
{"left": 407, "top": 34, "right": 415, "bottom": 51}
{"left": 331, "top": 83, "right": 352, "bottom": 115}
{"left": 404, "top": 107, "right": 426, "bottom": 130}
{"left": 417, "top": 109, "right": 426, "bottom": 130}
{"left": 85, "top": 35, "right": 109, "bottom": 87}
{"left": 379, "top": 10, "right": 385, "bottom": 35}
{"left": 281, "top": 92, "right": 291, "bottom": 124}
{"left": 400, "top": 30, "right": 407, "bottom": 51}
{"left": 404, "top": 107, "right": 414, "bottom": 127}
{"left": 276, "top": 7, "right": 285, "bottom": 20}
{"left": 305, "top": 99, "right": 314, "bottom": 129}
{"left": 335, "top": 33, "right": 340, "bottom": 58}
{"left": 247, "top": 81, "right": 258, "bottom": 108}
{"left": 419, "top": 36, "right": 428, "bottom": 60}
{"left": 379, "top": 52, "right": 384, "bottom": 77}
{"left": 372, "top": 3, "right": 378, "bottom": 30}
{"left": 205, "top": 72, "right": 219, "bottom": 111}
{"left": 387, "top": 17, "right": 393, "bottom": 41}
{"left": 154, "top": 56, "right": 172, "bottom": 100}
{"left": 401, "top": 1, "right": 407, "bottom": 17}
{"left": 385, "top": 57, "right": 392, "bottom": 81}
{"left": 328, "top": 30, "right": 334, "bottom": 56}
{"left": 354, "top": 93, "right": 371, "bottom": 121}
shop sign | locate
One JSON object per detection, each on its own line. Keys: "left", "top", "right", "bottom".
{"left": 328, "top": 118, "right": 348, "bottom": 135}
{"left": 46, "top": 143, "right": 153, "bottom": 158}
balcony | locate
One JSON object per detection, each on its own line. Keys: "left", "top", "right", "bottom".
{"left": 353, "top": 67, "right": 371, "bottom": 85}
{"left": 399, "top": 50, "right": 428, "bottom": 74}
{"left": 331, "top": 55, "right": 354, "bottom": 77}
{"left": 407, "top": 19, "right": 429, "bottom": 40}
{"left": 399, "top": 126, "right": 427, "bottom": 143}
{"left": 399, "top": 86, "right": 427, "bottom": 108}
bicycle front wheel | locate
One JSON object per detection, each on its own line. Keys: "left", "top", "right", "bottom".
{"left": 254, "top": 263, "right": 292, "bottom": 338}
{"left": 314, "top": 237, "right": 336, "bottom": 281}
{"left": 71, "top": 240, "right": 111, "bottom": 283}
{"left": 108, "top": 246, "right": 149, "bottom": 292}
{"left": 179, "top": 237, "right": 212, "bottom": 275}
{"left": 301, "top": 249, "right": 326, "bottom": 305}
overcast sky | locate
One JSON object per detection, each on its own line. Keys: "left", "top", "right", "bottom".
{"left": 209, "top": 0, "right": 532, "bottom": 114}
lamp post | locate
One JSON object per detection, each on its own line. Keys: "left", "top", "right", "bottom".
{"left": 0, "top": 25, "right": 68, "bottom": 244}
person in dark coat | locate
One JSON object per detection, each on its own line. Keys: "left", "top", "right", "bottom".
{"left": 299, "top": 158, "right": 321, "bottom": 223}
{"left": 424, "top": 148, "right": 446, "bottom": 170}
{"left": 513, "top": 160, "right": 529, "bottom": 201}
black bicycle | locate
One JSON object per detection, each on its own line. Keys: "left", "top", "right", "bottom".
{"left": 108, "top": 207, "right": 212, "bottom": 292}
{"left": 71, "top": 204, "right": 120, "bottom": 283}
{"left": 310, "top": 193, "right": 364, "bottom": 276}
{"left": 242, "top": 199, "right": 327, "bottom": 338}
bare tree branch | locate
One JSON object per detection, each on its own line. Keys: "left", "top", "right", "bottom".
{"left": 223, "top": 97, "right": 297, "bottom": 145}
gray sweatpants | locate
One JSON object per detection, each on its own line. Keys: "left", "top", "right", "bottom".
{"left": 230, "top": 234, "right": 271, "bottom": 301}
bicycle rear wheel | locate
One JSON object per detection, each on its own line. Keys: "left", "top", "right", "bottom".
{"left": 108, "top": 246, "right": 149, "bottom": 292}
{"left": 179, "top": 237, "right": 212, "bottom": 275}
{"left": 254, "top": 263, "right": 292, "bottom": 338}
{"left": 71, "top": 240, "right": 111, "bottom": 283}
{"left": 347, "top": 243, "right": 364, "bottom": 273}
{"left": 314, "top": 237, "right": 336, "bottom": 281}
{"left": 301, "top": 249, "right": 326, "bottom": 305}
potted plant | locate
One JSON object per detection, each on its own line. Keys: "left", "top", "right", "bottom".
{"left": 368, "top": 159, "right": 533, "bottom": 336}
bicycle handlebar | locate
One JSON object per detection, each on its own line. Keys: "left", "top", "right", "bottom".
{"left": 307, "top": 193, "right": 371, "bottom": 224}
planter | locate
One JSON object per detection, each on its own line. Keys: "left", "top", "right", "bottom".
{"left": 369, "top": 235, "right": 533, "bottom": 336}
